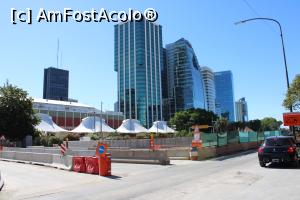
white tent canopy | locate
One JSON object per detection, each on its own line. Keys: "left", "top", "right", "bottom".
{"left": 35, "top": 113, "right": 68, "bottom": 133}
{"left": 71, "top": 116, "right": 115, "bottom": 133}
{"left": 148, "top": 121, "right": 175, "bottom": 133}
{"left": 116, "top": 119, "right": 148, "bottom": 134}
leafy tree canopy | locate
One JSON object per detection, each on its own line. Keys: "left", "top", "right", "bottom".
{"left": 283, "top": 75, "right": 300, "bottom": 111}
{"left": 260, "top": 117, "right": 282, "bottom": 131}
{"left": 0, "top": 82, "right": 39, "bottom": 140}
{"left": 214, "top": 117, "right": 229, "bottom": 133}
{"left": 169, "top": 108, "right": 217, "bottom": 131}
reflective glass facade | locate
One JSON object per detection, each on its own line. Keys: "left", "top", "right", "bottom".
{"left": 43, "top": 67, "right": 69, "bottom": 101}
{"left": 235, "top": 97, "right": 248, "bottom": 122}
{"left": 114, "top": 20, "right": 163, "bottom": 128}
{"left": 165, "top": 38, "right": 206, "bottom": 116}
{"left": 214, "top": 70, "right": 235, "bottom": 121}
{"left": 201, "top": 66, "right": 216, "bottom": 113}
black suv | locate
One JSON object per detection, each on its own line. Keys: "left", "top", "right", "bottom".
{"left": 258, "top": 136, "right": 300, "bottom": 167}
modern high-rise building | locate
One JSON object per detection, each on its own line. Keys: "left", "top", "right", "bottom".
{"left": 114, "top": 20, "right": 163, "bottom": 128}
{"left": 214, "top": 70, "right": 235, "bottom": 121}
{"left": 165, "top": 38, "right": 206, "bottom": 117}
{"left": 235, "top": 97, "right": 248, "bottom": 122}
{"left": 201, "top": 66, "right": 216, "bottom": 113}
{"left": 43, "top": 67, "right": 69, "bottom": 101}
{"left": 161, "top": 48, "right": 171, "bottom": 121}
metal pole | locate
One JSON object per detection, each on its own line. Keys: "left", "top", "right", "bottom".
{"left": 93, "top": 111, "right": 96, "bottom": 132}
{"left": 100, "top": 101, "right": 103, "bottom": 135}
{"left": 234, "top": 17, "right": 294, "bottom": 136}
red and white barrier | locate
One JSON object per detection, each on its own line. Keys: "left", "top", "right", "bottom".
{"left": 60, "top": 143, "right": 67, "bottom": 155}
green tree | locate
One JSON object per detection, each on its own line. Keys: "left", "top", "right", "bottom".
{"left": 227, "top": 121, "right": 247, "bottom": 132}
{"left": 0, "top": 82, "right": 39, "bottom": 140}
{"left": 169, "top": 108, "right": 217, "bottom": 132}
{"left": 247, "top": 119, "right": 261, "bottom": 132}
{"left": 169, "top": 110, "right": 190, "bottom": 131}
{"left": 214, "top": 117, "right": 228, "bottom": 133}
{"left": 221, "top": 111, "right": 230, "bottom": 120}
{"left": 283, "top": 76, "right": 300, "bottom": 111}
{"left": 260, "top": 117, "right": 282, "bottom": 131}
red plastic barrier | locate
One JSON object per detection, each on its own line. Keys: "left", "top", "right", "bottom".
{"left": 73, "top": 156, "right": 86, "bottom": 173}
{"left": 85, "top": 157, "right": 99, "bottom": 174}
{"left": 99, "top": 153, "right": 111, "bottom": 176}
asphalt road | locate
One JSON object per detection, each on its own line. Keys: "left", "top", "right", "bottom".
{"left": 1, "top": 151, "right": 300, "bottom": 200}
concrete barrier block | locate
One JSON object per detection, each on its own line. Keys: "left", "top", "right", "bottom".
{"left": 110, "top": 149, "right": 134, "bottom": 158}
{"left": 70, "top": 150, "right": 95, "bottom": 157}
{"left": 30, "top": 153, "right": 53, "bottom": 164}
{"left": 14, "top": 152, "right": 30, "bottom": 161}
{"left": 198, "top": 147, "right": 216, "bottom": 160}
{"left": 0, "top": 151, "right": 16, "bottom": 160}
{"left": 166, "top": 148, "right": 190, "bottom": 158}
{"left": 52, "top": 154, "right": 73, "bottom": 170}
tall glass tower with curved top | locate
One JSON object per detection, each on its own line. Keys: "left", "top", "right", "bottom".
{"left": 114, "top": 20, "right": 163, "bottom": 128}
{"left": 165, "top": 38, "right": 206, "bottom": 117}
{"left": 214, "top": 70, "right": 235, "bottom": 121}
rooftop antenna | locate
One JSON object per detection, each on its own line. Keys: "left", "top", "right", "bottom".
{"left": 56, "top": 38, "right": 59, "bottom": 68}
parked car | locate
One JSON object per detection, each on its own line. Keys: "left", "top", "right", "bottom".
{"left": 258, "top": 136, "right": 300, "bottom": 167}
{"left": 0, "top": 170, "right": 4, "bottom": 191}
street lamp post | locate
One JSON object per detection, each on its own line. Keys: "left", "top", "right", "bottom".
{"left": 100, "top": 101, "right": 103, "bottom": 138}
{"left": 235, "top": 17, "right": 294, "bottom": 135}
{"left": 93, "top": 111, "right": 96, "bottom": 132}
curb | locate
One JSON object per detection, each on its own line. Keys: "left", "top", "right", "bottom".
{"left": 112, "top": 158, "right": 166, "bottom": 165}
{"left": 211, "top": 149, "right": 257, "bottom": 161}
{"left": 0, "top": 158, "right": 72, "bottom": 171}
{"left": 169, "top": 157, "right": 190, "bottom": 160}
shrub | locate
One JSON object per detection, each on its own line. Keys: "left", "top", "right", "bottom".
{"left": 90, "top": 133, "right": 100, "bottom": 140}
{"left": 48, "top": 136, "right": 62, "bottom": 146}
{"left": 175, "top": 130, "right": 192, "bottom": 137}
{"left": 63, "top": 133, "right": 80, "bottom": 141}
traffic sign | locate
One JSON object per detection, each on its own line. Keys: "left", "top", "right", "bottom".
{"left": 192, "top": 125, "right": 210, "bottom": 130}
{"left": 283, "top": 112, "right": 300, "bottom": 126}
{"left": 96, "top": 143, "right": 108, "bottom": 157}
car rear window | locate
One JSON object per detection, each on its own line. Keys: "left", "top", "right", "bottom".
{"left": 265, "top": 138, "right": 293, "bottom": 146}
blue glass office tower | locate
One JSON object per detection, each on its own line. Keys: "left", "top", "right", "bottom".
{"left": 43, "top": 67, "right": 69, "bottom": 101}
{"left": 114, "top": 20, "right": 163, "bottom": 128}
{"left": 214, "top": 70, "right": 235, "bottom": 121}
{"left": 165, "top": 38, "right": 206, "bottom": 116}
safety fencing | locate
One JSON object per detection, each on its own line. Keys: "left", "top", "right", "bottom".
{"left": 202, "top": 131, "right": 282, "bottom": 147}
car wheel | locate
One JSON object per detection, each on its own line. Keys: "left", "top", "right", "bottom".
{"left": 259, "top": 161, "right": 266, "bottom": 167}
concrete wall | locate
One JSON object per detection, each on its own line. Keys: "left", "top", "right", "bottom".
{"left": 165, "top": 148, "right": 190, "bottom": 158}
{"left": 0, "top": 151, "right": 53, "bottom": 164}
{"left": 110, "top": 149, "right": 170, "bottom": 165}
{"left": 1, "top": 148, "right": 170, "bottom": 165}
{"left": 3, "top": 147, "right": 61, "bottom": 154}
{"left": 198, "top": 142, "right": 259, "bottom": 160}
{"left": 52, "top": 154, "right": 73, "bottom": 170}
{"left": 68, "top": 137, "right": 194, "bottom": 149}
{"left": 0, "top": 151, "right": 73, "bottom": 170}
{"left": 68, "top": 149, "right": 170, "bottom": 165}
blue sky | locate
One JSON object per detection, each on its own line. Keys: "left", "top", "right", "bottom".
{"left": 0, "top": 0, "right": 299, "bottom": 121}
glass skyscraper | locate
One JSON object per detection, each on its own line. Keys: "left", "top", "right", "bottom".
{"left": 114, "top": 20, "right": 163, "bottom": 128}
{"left": 165, "top": 38, "right": 206, "bottom": 117}
{"left": 214, "top": 70, "right": 235, "bottom": 121}
{"left": 235, "top": 97, "right": 248, "bottom": 122}
{"left": 201, "top": 66, "right": 216, "bottom": 113}
{"left": 43, "top": 67, "right": 69, "bottom": 101}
